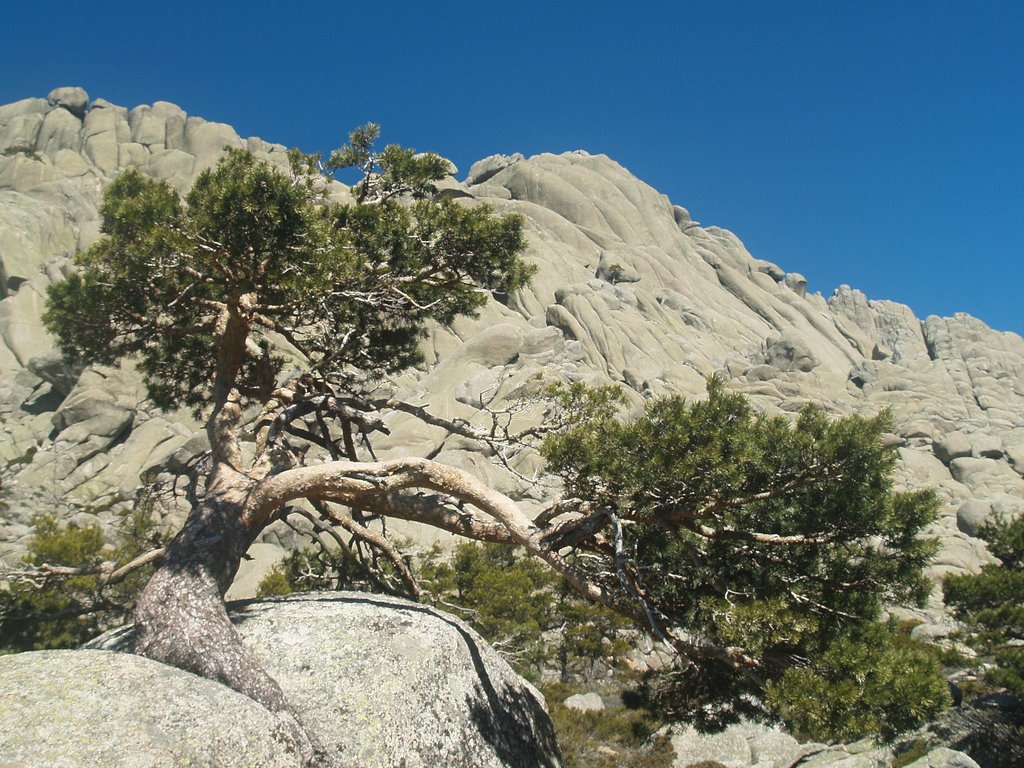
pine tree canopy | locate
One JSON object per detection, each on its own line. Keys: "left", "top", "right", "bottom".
{"left": 540, "top": 377, "right": 942, "bottom": 729}
{"left": 44, "top": 127, "right": 531, "bottom": 412}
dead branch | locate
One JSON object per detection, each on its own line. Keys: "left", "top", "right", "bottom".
{"left": 2, "top": 547, "right": 164, "bottom": 589}
{"left": 312, "top": 501, "right": 419, "bottom": 597}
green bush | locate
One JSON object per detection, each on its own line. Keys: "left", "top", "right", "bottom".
{"left": 254, "top": 568, "right": 293, "bottom": 598}
{"left": 764, "top": 622, "right": 950, "bottom": 743}
{"left": 892, "top": 739, "right": 931, "bottom": 768}
{"left": 541, "top": 378, "right": 942, "bottom": 733}
{"left": 541, "top": 682, "right": 673, "bottom": 768}
{"left": 419, "top": 542, "right": 557, "bottom": 677}
{"left": 1, "top": 145, "right": 41, "bottom": 161}
{"left": 0, "top": 505, "right": 161, "bottom": 652}
{"left": 255, "top": 544, "right": 380, "bottom": 597}
{"left": 944, "top": 515, "right": 1024, "bottom": 696}
{"left": 418, "top": 542, "right": 633, "bottom": 682}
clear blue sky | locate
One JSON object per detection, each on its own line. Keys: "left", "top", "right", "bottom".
{"left": 3, "top": 1, "right": 1022, "bottom": 334}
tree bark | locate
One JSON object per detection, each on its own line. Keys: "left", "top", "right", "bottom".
{"left": 133, "top": 465, "right": 318, "bottom": 763}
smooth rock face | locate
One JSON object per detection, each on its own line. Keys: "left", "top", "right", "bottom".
{"left": 665, "top": 721, "right": 807, "bottom": 768}
{"left": 1, "top": 89, "right": 1023, "bottom": 617}
{"left": 956, "top": 498, "right": 992, "bottom": 536}
{"left": 88, "top": 593, "right": 562, "bottom": 768}
{"left": 563, "top": 692, "right": 604, "bottom": 711}
{"left": 0, "top": 649, "right": 303, "bottom": 768}
{"left": 901, "top": 747, "right": 981, "bottom": 768}
{"left": 662, "top": 720, "right": 983, "bottom": 768}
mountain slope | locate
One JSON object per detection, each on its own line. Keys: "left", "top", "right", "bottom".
{"left": 1, "top": 88, "right": 1021, "bottom": 632}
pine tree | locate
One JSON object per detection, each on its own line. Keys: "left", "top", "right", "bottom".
{"left": 944, "top": 515, "right": 1024, "bottom": 695}
{"left": 37, "top": 125, "right": 946, "bottom": 757}
{"left": 541, "top": 378, "right": 945, "bottom": 735}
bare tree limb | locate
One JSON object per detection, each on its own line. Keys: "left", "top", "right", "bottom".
{"left": 312, "top": 501, "right": 419, "bottom": 597}
{"left": 247, "top": 457, "right": 645, "bottom": 625}
{"left": 2, "top": 547, "right": 165, "bottom": 589}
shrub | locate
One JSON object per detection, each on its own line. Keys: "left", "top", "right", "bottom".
{"left": 256, "top": 544, "right": 384, "bottom": 597}
{"left": 0, "top": 505, "right": 162, "bottom": 651}
{"left": 944, "top": 515, "right": 1024, "bottom": 696}
{"left": 764, "top": 622, "right": 950, "bottom": 743}
{"left": 542, "top": 682, "right": 673, "bottom": 768}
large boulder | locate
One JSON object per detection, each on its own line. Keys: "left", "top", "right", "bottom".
{"left": 935, "top": 432, "right": 974, "bottom": 465}
{"left": 764, "top": 334, "right": 820, "bottom": 373}
{"left": 0, "top": 649, "right": 303, "bottom": 767}
{"left": 87, "top": 592, "right": 562, "bottom": 768}
{"left": 899, "top": 748, "right": 981, "bottom": 768}
{"left": 661, "top": 721, "right": 984, "bottom": 768}
{"left": 46, "top": 87, "right": 89, "bottom": 118}
{"left": 664, "top": 721, "right": 809, "bottom": 768}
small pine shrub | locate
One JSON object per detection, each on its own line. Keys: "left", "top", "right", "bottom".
{"left": 944, "top": 515, "right": 1024, "bottom": 697}
{"left": 764, "top": 622, "right": 950, "bottom": 743}
{"left": 1, "top": 145, "right": 42, "bottom": 161}
{"left": 254, "top": 544, "right": 395, "bottom": 598}
{"left": 255, "top": 568, "right": 293, "bottom": 598}
{"left": 892, "top": 739, "right": 931, "bottom": 768}
{"left": 1, "top": 505, "right": 162, "bottom": 652}
{"left": 541, "top": 682, "right": 671, "bottom": 768}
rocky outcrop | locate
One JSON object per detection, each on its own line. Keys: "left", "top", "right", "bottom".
{"left": 664, "top": 720, "right": 810, "bottom": 768}
{"left": 84, "top": 592, "right": 561, "bottom": 768}
{"left": 0, "top": 88, "right": 285, "bottom": 562}
{"left": 1, "top": 89, "right": 1023, "bottom": 635}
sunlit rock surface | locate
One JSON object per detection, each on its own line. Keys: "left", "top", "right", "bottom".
{"left": 0, "top": 649, "right": 303, "bottom": 767}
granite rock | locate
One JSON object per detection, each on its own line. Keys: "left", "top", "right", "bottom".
{"left": 1, "top": 91, "right": 1023, "bottom": 616}
{"left": 87, "top": 592, "right": 562, "bottom": 768}
{"left": 564, "top": 692, "right": 604, "bottom": 712}
{"left": 46, "top": 86, "right": 89, "bottom": 118}
{"left": 0, "top": 649, "right": 303, "bottom": 767}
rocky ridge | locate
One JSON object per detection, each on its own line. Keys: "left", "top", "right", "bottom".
{"left": 2, "top": 88, "right": 1023, "bottom": 634}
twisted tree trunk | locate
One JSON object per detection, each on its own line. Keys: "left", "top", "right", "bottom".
{"left": 135, "top": 470, "right": 264, "bottom": 695}
{"left": 128, "top": 302, "right": 630, "bottom": 764}
{"left": 134, "top": 464, "right": 319, "bottom": 762}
